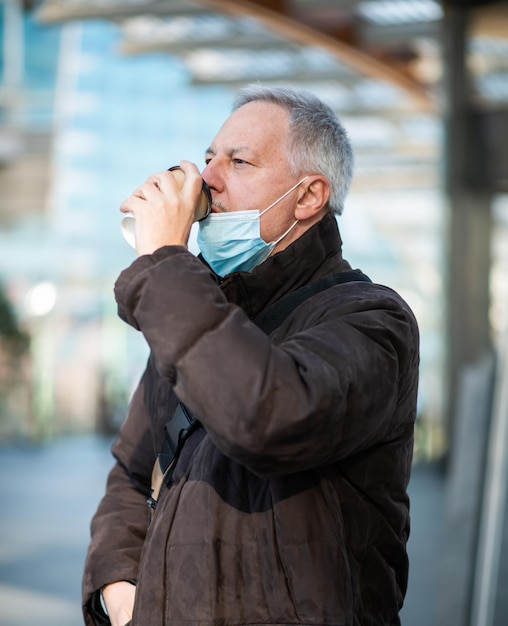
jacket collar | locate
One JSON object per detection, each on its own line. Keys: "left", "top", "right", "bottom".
{"left": 216, "top": 212, "right": 351, "bottom": 320}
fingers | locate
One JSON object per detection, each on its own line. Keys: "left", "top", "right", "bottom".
{"left": 120, "top": 171, "right": 170, "bottom": 215}
{"left": 102, "top": 580, "right": 136, "bottom": 626}
{"left": 122, "top": 164, "right": 203, "bottom": 215}
{"left": 177, "top": 160, "right": 202, "bottom": 186}
{"left": 146, "top": 170, "right": 178, "bottom": 195}
{"left": 156, "top": 162, "right": 202, "bottom": 198}
{"left": 120, "top": 194, "right": 146, "bottom": 215}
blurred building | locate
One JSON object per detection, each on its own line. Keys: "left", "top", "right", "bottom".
{"left": 0, "top": 3, "right": 236, "bottom": 437}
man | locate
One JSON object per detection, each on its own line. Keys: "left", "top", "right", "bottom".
{"left": 83, "top": 85, "right": 419, "bottom": 626}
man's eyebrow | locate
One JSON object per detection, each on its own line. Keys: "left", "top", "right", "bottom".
{"left": 230, "top": 146, "right": 251, "bottom": 156}
{"left": 205, "top": 146, "right": 254, "bottom": 158}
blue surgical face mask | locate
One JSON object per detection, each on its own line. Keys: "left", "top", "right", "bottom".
{"left": 197, "top": 177, "right": 308, "bottom": 277}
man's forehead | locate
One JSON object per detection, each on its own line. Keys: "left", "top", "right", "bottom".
{"left": 207, "top": 103, "right": 288, "bottom": 156}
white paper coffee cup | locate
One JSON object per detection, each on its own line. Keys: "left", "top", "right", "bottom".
{"left": 120, "top": 166, "right": 211, "bottom": 248}
{"left": 120, "top": 213, "right": 136, "bottom": 248}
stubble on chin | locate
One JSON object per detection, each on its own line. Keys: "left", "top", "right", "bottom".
{"left": 212, "top": 198, "right": 229, "bottom": 213}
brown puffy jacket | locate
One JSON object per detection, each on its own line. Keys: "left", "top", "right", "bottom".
{"left": 83, "top": 213, "right": 420, "bottom": 626}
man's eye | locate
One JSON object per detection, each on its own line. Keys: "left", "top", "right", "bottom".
{"left": 233, "top": 159, "right": 249, "bottom": 166}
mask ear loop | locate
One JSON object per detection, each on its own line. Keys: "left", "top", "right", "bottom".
{"left": 272, "top": 217, "right": 299, "bottom": 246}
{"left": 259, "top": 176, "right": 309, "bottom": 217}
{"left": 261, "top": 176, "right": 309, "bottom": 246}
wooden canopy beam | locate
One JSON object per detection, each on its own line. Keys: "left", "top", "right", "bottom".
{"left": 196, "top": 0, "right": 434, "bottom": 111}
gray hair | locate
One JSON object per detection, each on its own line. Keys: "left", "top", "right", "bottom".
{"left": 232, "top": 84, "right": 354, "bottom": 215}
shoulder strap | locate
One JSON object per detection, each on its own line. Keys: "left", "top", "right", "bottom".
{"left": 253, "top": 270, "right": 371, "bottom": 335}
{"left": 149, "top": 404, "right": 200, "bottom": 521}
{"left": 160, "top": 403, "right": 198, "bottom": 470}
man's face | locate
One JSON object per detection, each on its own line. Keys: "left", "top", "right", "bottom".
{"left": 202, "top": 100, "right": 302, "bottom": 245}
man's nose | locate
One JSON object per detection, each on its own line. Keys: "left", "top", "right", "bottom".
{"left": 202, "top": 161, "right": 221, "bottom": 192}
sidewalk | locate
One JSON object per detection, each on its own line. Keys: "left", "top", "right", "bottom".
{"left": 0, "top": 435, "right": 445, "bottom": 626}
{"left": 0, "top": 436, "right": 113, "bottom": 626}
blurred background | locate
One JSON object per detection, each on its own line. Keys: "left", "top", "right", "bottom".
{"left": 0, "top": 0, "right": 507, "bottom": 624}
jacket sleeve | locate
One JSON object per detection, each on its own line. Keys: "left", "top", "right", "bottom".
{"left": 82, "top": 373, "right": 158, "bottom": 625}
{"left": 114, "top": 245, "right": 419, "bottom": 478}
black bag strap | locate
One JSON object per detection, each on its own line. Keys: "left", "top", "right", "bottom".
{"left": 160, "top": 403, "right": 200, "bottom": 472}
{"left": 253, "top": 270, "right": 371, "bottom": 335}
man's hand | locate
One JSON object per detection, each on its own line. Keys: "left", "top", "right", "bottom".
{"left": 120, "top": 160, "right": 203, "bottom": 257}
{"left": 102, "top": 580, "right": 136, "bottom": 626}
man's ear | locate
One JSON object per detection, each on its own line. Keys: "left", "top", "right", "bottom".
{"left": 294, "top": 177, "right": 330, "bottom": 221}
